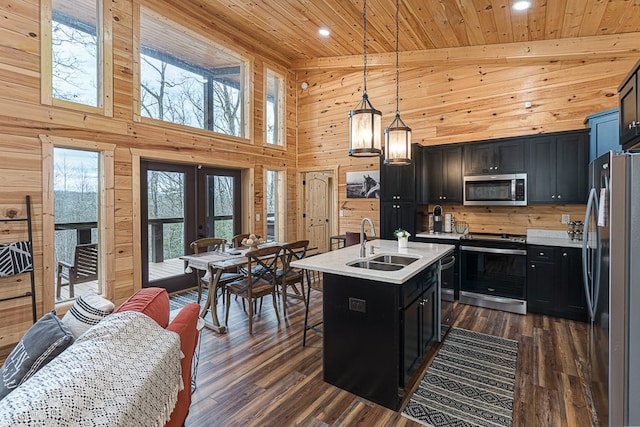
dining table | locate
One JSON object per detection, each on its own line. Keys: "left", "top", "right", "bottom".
{"left": 180, "top": 241, "right": 282, "bottom": 333}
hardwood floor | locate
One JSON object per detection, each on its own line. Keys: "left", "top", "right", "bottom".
{"left": 186, "top": 285, "right": 597, "bottom": 427}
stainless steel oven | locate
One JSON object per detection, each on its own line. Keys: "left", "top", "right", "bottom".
{"left": 463, "top": 173, "right": 527, "bottom": 206}
{"left": 459, "top": 234, "right": 527, "bottom": 314}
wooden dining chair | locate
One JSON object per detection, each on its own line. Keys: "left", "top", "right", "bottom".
{"left": 224, "top": 245, "right": 282, "bottom": 334}
{"left": 56, "top": 243, "right": 99, "bottom": 299}
{"left": 231, "top": 233, "right": 250, "bottom": 249}
{"left": 277, "top": 240, "right": 309, "bottom": 317}
{"left": 189, "top": 238, "right": 242, "bottom": 304}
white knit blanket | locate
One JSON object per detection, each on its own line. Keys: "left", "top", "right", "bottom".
{"left": 0, "top": 311, "right": 183, "bottom": 426}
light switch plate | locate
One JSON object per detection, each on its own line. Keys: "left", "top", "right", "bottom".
{"left": 256, "top": 213, "right": 261, "bottom": 221}
{"left": 339, "top": 210, "right": 344, "bottom": 217}
{"left": 561, "top": 214, "right": 570, "bottom": 224}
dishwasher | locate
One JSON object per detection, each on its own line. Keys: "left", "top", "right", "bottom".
{"left": 439, "top": 254, "right": 455, "bottom": 341}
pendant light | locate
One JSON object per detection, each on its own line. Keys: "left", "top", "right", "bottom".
{"left": 348, "top": 0, "right": 382, "bottom": 157}
{"left": 384, "top": 0, "right": 412, "bottom": 165}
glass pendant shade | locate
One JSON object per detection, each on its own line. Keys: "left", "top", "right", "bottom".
{"left": 384, "top": 113, "right": 412, "bottom": 165}
{"left": 349, "top": 93, "right": 382, "bottom": 157}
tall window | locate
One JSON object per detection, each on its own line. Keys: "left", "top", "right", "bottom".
{"left": 51, "top": 0, "right": 100, "bottom": 107}
{"left": 53, "top": 148, "right": 100, "bottom": 301}
{"left": 266, "top": 170, "right": 285, "bottom": 241}
{"left": 139, "top": 7, "right": 248, "bottom": 138}
{"left": 265, "top": 69, "right": 284, "bottom": 146}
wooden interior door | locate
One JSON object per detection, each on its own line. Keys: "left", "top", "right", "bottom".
{"left": 304, "top": 171, "right": 331, "bottom": 252}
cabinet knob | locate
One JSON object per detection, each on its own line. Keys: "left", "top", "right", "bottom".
{"left": 494, "top": 166, "right": 498, "bottom": 170}
{"left": 557, "top": 194, "right": 562, "bottom": 199}
{"left": 531, "top": 264, "right": 535, "bottom": 268}
{"left": 552, "top": 195, "right": 556, "bottom": 199}
{"left": 487, "top": 288, "right": 495, "bottom": 292}
{"left": 489, "top": 166, "right": 494, "bottom": 170}
{"left": 629, "top": 121, "right": 639, "bottom": 129}
{"left": 439, "top": 196, "right": 442, "bottom": 200}
{"left": 563, "top": 252, "right": 567, "bottom": 257}
{"left": 443, "top": 196, "right": 447, "bottom": 200}
{"left": 539, "top": 252, "right": 544, "bottom": 256}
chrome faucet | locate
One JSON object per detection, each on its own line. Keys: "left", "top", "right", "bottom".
{"left": 360, "top": 217, "right": 376, "bottom": 258}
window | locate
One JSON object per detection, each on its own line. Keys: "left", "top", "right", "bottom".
{"left": 139, "top": 7, "right": 248, "bottom": 138}
{"left": 44, "top": 0, "right": 111, "bottom": 111}
{"left": 265, "top": 69, "right": 284, "bottom": 146}
{"left": 266, "top": 170, "right": 286, "bottom": 241}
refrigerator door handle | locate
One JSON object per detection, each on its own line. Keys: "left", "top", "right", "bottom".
{"left": 583, "top": 187, "right": 598, "bottom": 321}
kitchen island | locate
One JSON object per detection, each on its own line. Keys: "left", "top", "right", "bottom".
{"left": 292, "top": 240, "right": 454, "bottom": 410}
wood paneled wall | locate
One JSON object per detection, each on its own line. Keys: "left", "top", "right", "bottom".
{"left": 0, "top": 0, "right": 298, "bottom": 346}
{"left": 296, "top": 40, "right": 640, "bottom": 236}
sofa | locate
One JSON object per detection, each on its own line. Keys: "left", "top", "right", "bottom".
{"left": 0, "top": 288, "right": 200, "bottom": 426}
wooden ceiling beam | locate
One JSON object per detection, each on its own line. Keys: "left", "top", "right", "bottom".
{"left": 291, "top": 32, "right": 640, "bottom": 70}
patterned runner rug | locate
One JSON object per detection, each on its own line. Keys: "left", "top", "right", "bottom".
{"left": 402, "top": 328, "right": 518, "bottom": 427}
{"left": 169, "top": 289, "right": 208, "bottom": 312}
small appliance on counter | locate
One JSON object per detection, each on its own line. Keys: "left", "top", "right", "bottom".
{"left": 444, "top": 213, "right": 453, "bottom": 233}
{"left": 433, "top": 205, "right": 443, "bottom": 233}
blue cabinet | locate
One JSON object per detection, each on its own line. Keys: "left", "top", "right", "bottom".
{"left": 586, "top": 108, "right": 619, "bottom": 162}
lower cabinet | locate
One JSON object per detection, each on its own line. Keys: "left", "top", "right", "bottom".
{"left": 323, "top": 263, "right": 439, "bottom": 411}
{"left": 527, "top": 245, "right": 587, "bottom": 321}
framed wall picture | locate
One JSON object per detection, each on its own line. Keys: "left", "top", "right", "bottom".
{"left": 346, "top": 171, "right": 380, "bottom": 199}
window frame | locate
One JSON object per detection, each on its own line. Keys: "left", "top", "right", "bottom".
{"left": 40, "top": 0, "right": 113, "bottom": 116}
{"left": 264, "top": 67, "right": 286, "bottom": 147}
{"left": 265, "top": 169, "right": 286, "bottom": 242}
{"left": 40, "top": 135, "right": 116, "bottom": 313}
{"left": 135, "top": 5, "right": 251, "bottom": 141}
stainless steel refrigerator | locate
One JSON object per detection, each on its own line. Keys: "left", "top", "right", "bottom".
{"left": 583, "top": 151, "right": 640, "bottom": 426}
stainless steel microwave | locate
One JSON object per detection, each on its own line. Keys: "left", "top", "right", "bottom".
{"left": 463, "top": 173, "right": 527, "bottom": 206}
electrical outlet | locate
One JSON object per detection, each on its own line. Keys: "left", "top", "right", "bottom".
{"left": 256, "top": 213, "right": 261, "bottom": 221}
{"left": 339, "top": 210, "right": 344, "bottom": 217}
{"left": 561, "top": 214, "right": 570, "bottom": 224}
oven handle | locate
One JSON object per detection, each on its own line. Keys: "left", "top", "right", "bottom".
{"left": 460, "top": 246, "right": 526, "bottom": 256}
{"left": 440, "top": 255, "right": 456, "bottom": 270}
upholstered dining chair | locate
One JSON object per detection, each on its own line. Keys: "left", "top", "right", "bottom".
{"left": 277, "top": 240, "right": 309, "bottom": 317}
{"left": 189, "top": 238, "right": 242, "bottom": 304}
{"left": 345, "top": 231, "right": 365, "bottom": 247}
{"left": 224, "top": 245, "right": 282, "bottom": 334}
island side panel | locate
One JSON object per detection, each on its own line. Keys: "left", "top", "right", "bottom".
{"left": 323, "top": 273, "right": 402, "bottom": 410}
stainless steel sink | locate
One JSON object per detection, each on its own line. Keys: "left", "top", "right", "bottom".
{"left": 347, "top": 254, "right": 419, "bottom": 271}
{"left": 370, "top": 255, "right": 419, "bottom": 266}
{"left": 346, "top": 260, "right": 404, "bottom": 271}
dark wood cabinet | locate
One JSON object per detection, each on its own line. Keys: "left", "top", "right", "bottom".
{"left": 618, "top": 59, "right": 640, "bottom": 149}
{"left": 380, "top": 202, "right": 416, "bottom": 240}
{"left": 527, "top": 245, "right": 587, "bottom": 322}
{"left": 414, "top": 145, "right": 429, "bottom": 204}
{"left": 527, "top": 130, "right": 589, "bottom": 204}
{"left": 424, "top": 145, "right": 462, "bottom": 203}
{"left": 380, "top": 157, "right": 415, "bottom": 202}
{"left": 463, "top": 138, "right": 525, "bottom": 175}
{"left": 323, "top": 263, "right": 439, "bottom": 411}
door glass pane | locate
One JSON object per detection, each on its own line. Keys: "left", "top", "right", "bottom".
{"left": 54, "top": 147, "right": 100, "bottom": 302}
{"left": 266, "top": 170, "right": 284, "bottom": 241}
{"left": 147, "top": 170, "right": 186, "bottom": 282}
{"left": 207, "top": 175, "right": 235, "bottom": 242}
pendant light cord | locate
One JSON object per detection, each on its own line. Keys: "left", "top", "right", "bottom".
{"left": 363, "top": 0, "right": 368, "bottom": 93}
{"left": 395, "top": 0, "right": 400, "bottom": 115}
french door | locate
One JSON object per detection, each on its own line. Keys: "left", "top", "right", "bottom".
{"left": 141, "top": 161, "right": 241, "bottom": 292}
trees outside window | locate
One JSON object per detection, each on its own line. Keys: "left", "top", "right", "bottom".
{"left": 266, "top": 69, "right": 284, "bottom": 146}
{"left": 266, "top": 170, "right": 285, "bottom": 241}
{"left": 51, "top": 0, "right": 100, "bottom": 107}
{"left": 139, "top": 8, "right": 246, "bottom": 138}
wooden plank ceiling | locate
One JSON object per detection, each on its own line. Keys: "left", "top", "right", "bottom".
{"left": 163, "top": 0, "right": 640, "bottom": 66}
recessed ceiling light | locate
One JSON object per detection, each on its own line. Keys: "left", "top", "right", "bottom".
{"left": 512, "top": 0, "right": 531, "bottom": 10}
{"left": 318, "top": 28, "right": 330, "bottom": 37}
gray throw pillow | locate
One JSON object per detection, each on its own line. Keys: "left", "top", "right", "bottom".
{"left": 0, "top": 311, "right": 74, "bottom": 399}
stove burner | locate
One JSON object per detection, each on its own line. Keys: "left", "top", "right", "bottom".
{"left": 461, "top": 233, "right": 526, "bottom": 244}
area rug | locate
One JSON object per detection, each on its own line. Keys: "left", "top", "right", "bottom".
{"left": 402, "top": 328, "right": 518, "bottom": 427}
{"left": 169, "top": 289, "right": 208, "bottom": 311}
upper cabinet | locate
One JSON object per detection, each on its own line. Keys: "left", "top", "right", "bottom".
{"left": 423, "top": 145, "right": 462, "bottom": 204}
{"left": 586, "top": 108, "right": 619, "bottom": 162}
{"left": 463, "top": 138, "right": 525, "bottom": 175}
{"left": 527, "top": 130, "right": 589, "bottom": 204}
{"left": 380, "top": 155, "right": 415, "bottom": 202}
{"left": 618, "top": 59, "right": 640, "bottom": 150}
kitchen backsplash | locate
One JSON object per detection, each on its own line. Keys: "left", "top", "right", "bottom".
{"left": 416, "top": 204, "right": 587, "bottom": 235}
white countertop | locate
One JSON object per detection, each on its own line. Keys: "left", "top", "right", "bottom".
{"left": 526, "top": 229, "right": 584, "bottom": 248}
{"left": 291, "top": 240, "right": 454, "bottom": 284}
{"left": 415, "top": 231, "right": 466, "bottom": 240}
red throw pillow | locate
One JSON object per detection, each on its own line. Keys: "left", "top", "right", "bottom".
{"left": 114, "top": 287, "right": 170, "bottom": 328}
